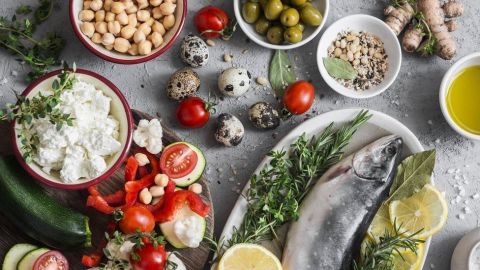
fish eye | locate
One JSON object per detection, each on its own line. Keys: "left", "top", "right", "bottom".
{"left": 385, "top": 145, "right": 397, "bottom": 156}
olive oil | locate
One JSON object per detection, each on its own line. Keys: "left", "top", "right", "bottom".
{"left": 446, "top": 66, "right": 480, "bottom": 135}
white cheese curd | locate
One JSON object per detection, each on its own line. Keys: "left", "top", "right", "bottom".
{"left": 173, "top": 214, "right": 204, "bottom": 248}
{"left": 30, "top": 79, "right": 122, "bottom": 183}
{"left": 133, "top": 118, "right": 163, "bottom": 154}
{"left": 167, "top": 253, "right": 187, "bottom": 270}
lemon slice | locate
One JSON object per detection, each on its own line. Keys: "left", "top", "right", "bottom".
{"left": 389, "top": 184, "right": 448, "bottom": 239}
{"left": 368, "top": 204, "right": 394, "bottom": 242}
{"left": 217, "top": 244, "right": 282, "bottom": 270}
{"left": 392, "top": 244, "right": 425, "bottom": 270}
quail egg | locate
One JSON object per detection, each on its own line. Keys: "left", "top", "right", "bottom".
{"left": 249, "top": 102, "right": 280, "bottom": 129}
{"left": 215, "top": 113, "right": 245, "bottom": 147}
{"left": 166, "top": 68, "right": 201, "bottom": 101}
{"left": 218, "top": 67, "right": 252, "bottom": 97}
{"left": 180, "top": 34, "right": 209, "bottom": 68}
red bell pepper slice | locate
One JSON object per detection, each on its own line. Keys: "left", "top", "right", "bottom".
{"left": 86, "top": 195, "right": 116, "bottom": 214}
{"left": 154, "top": 190, "right": 210, "bottom": 223}
{"left": 124, "top": 156, "right": 139, "bottom": 182}
{"left": 104, "top": 190, "right": 126, "bottom": 206}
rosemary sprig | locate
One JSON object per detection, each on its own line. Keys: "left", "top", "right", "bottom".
{"left": 223, "top": 111, "right": 371, "bottom": 253}
{"left": 354, "top": 222, "right": 425, "bottom": 270}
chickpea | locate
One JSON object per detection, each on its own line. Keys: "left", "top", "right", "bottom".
{"left": 149, "top": 186, "right": 165, "bottom": 197}
{"left": 149, "top": 32, "right": 163, "bottom": 48}
{"left": 102, "top": 32, "right": 115, "bottom": 45}
{"left": 103, "top": 0, "right": 112, "bottom": 11}
{"left": 95, "top": 10, "right": 105, "bottom": 22}
{"left": 165, "top": 0, "right": 176, "bottom": 3}
{"left": 154, "top": 174, "right": 169, "bottom": 187}
{"left": 91, "top": 32, "right": 102, "bottom": 43}
{"left": 108, "top": 21, "right": 121, "bottom": 35}
{"left": 188, "top": 183, "right": 202, "bottom": 194}
{"left": 152, "top": 7, "right": 163, "bottom": 19}
{"left": 90, "top": 0, "right": 103, "bottom": 11}
{"left": 121, "top": 26, "right": 136, "bottom": 39}
{"left": 152, "top": 21, "right": 165, "bottom": 35}
{"left": 80, "top": 22, "right": 95, "bottom": 37}
{"left": 133, "top": 29, "right": 146, "bottom": 43}
{"left": 114, "top": 37, "right": 131, "bottom": 53}
{"left": 128, "top": 43, "right": 139, "bottom": 55}
{"left": 334, "top": 47, "right": 342, "bottom": 57}
{"left": 137, "top": 0, "right": 149, "bottom": 9}
{"left": 105, "top": 44, "right": 114, "bottom": 50}
{"left": 110, "top": 2, "right": 125, "bottom": 14}
{"left": 138, "top": 23, "right": 152, "bottom": 35}
{"left": 95, "top": 21, "right": 108, "bottom": 34}
{"left": 125, "top": 4, "right": 138, "bottom": 14}
{"left": 139, "top": 188, "right": 152, "bottom": 204}
{"left": 105, "top": 12, "right": 115, "bottom": 22}
{"left": 116, "top": 12, "right": 128, "bottom": 25}
{"left": 122, "top": 0, "right": 134, "bottom": 9}
{"left": 79, "top": 10, "right": 95, "bottom": 21}
{"left": 144, "top": 17, "right": 154, "bottom": 26}
{"left": 134, "top": 153, "right": 150, "bottom": 166}
{"left": 150, "top": 0, "right": 163, "bottom": 6}
{"left": 159, "top": 2, "right": 175, "bottom": 15}
{"left": 162, "top": 14, "right": 175, "bottom": 29}
{"left": 127, "top": 14, "right": 138, "bottom": 27}
{"left": 137, "top": 10, "right": 151, "bottom": 22}
{"left": 83, "top": 1, "right": 92, "bottom": 9}
{"left": 138, "top": 40, "right": 152, "bottom": 55}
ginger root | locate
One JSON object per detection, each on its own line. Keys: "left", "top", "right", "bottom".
{"left": 384, "top": 2, "right": 415, "bottom": 35}
{"left": 445, "top": 20, "right": 458, "bottom": 32}
{"left": 443, "top": 1, "right": 464, "bottom": 18}
{"left": 402, "top": 26, "right": 424, "bottom": 52}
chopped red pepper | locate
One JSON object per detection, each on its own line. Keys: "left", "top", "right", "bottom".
{"left": 81, "top": 222, "right": 117, "bottom": 268}
{"left": 154, "top": 190, "right": 210, "bottom": 223}
{"left": 123, "top": 152, "right": 160, "bottom": 208}
{"left": 86, "top": 195, "right": 116, "bottom": 214}
{"left": 104, "top": 190, "right": 126, "bottom": 206}
{"left": 88, "top": 186, "right": 101, "bottom": 196}
{"left": 82, "top": 253, "right": 102, "bottom": 268}
{"left": 124, "top": 156, "right": 139, "bottom": 182}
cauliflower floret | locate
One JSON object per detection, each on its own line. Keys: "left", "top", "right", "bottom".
{"left": 133, "top": 119, "right": 163, "bottom": 154}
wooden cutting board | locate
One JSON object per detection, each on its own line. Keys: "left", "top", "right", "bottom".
{"left": 0, "top": 110, "right": 214, "bottom": 269}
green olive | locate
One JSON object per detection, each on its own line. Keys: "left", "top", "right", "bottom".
{"left": 255, "top": 16, "right": 271, "bottom": 35}
{"left": 284, "top": 27, "right": 303, "bottom": 43}
{"left": 280, "top": 8, "right": 300, "bottom": 27}
{"left": 292, "top": 22, "right": 305, "bottom": 32}
{"left": 300, "top": 5, "right": 323, "bottom": 26}
{"left": 267, "top": 25, "right": 284, "bottom": 44}
{"left": 242, "top": 2, "right": 261, "bottom": 23}
{"left": 290, "top": 0, "right": 307, "bottom": 6}
{"left": 264, "top": 0, "right": 283, "bottom": 20}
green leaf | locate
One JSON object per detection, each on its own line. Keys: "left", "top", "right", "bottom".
{"left": 269, "top": 50, "right": 296, "bottom": 97}
{"left": 322, "top": 57, "right": 357, "bottom": 80}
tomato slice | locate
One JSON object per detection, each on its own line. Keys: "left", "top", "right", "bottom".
{"left": 160, "top": 143, "right": 198, "bottom": 179}
{"left": 33, "top": 251, "right": 69, "bottom": 270}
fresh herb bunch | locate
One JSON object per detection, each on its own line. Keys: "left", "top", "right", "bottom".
{"left": 0, "top": 63, "right": 75, "bottom": 162}
{"left": 0, "top": 0, "right": 64, "bottom": 82}
{"left": 354, "top": 222, "right": 424, "bottom": 270}
{"left": 222, "top": 111, "right": 371, "bottom": 253}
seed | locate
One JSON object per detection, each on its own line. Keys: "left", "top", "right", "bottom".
{"left": 149, "top": 186, "right": 165, "bottom": 197}
{"left": 224, "top": 53, "right": 232, "bottom": 62}
{"left": 353, "top": 59, "right": 360, "bottom": 66}
{"left": 135, "top": 153, "right": 150, "bottom": 166}
{"left": 346, "top": 35, "right": 356, "bottom": 41}
{"left": 347, "top": 51, "right": 354, "bottom": 62}
{"left": 206, "top": 39, "right": 216, "bottom": 47}
{"left": 154, "top": 174, "right": 169, "bottom": 186}
{"left": 374, "top": 52, "right": 383, "bottom": 59}
{"left": 335, "top": 40, "right": 341, "bottom": 47}
{"left": 354, "top": 51, "right": 361, "bottom": 59}
{"left": 340, "top": 39, "right": 347, "bottom": 48}
{"left": 334, "top": 48, "right": 342, "bottom": 57}
{"left": 256, "top": 76, "right": 268, "bottom": 86}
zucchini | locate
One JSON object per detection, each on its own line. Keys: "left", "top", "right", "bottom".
{"left": 2, "top": 243, "right": 37, "bottom": 270}
{"left": 16, "top": 248, "right": 49, "bottom": 270}
{"left": 0, "top": 156, "right": 91, "bottom": 249}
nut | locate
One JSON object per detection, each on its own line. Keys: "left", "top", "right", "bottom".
{"left": 154, "top": 174, "right": 169, "bottom": 187}
{"left": 149, "top": 186, "right": 165, "bottom": 197}
{"left": 139, "top": 188, "right": 153, "bottom": 204}
{"left": 134, "top": 153, "right": 150, "bottom": 166}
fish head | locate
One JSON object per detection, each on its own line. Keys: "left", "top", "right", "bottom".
{"left": 352, "top": 135, "right": 403, "bottom": 182}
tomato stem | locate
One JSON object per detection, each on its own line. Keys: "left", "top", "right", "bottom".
{"left": 201, "top": 21, "right": 237, "bottom": 40}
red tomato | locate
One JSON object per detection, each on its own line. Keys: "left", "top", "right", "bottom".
{"left": 194, "top": 6, "right": 231, "bottom": 39}
{"left": 119, "top": 206, "right": 155, "bottom": 234}
{"left": 160, "top": 143, "right": 198, "bottom": 179}
{"left": 130, "top": 242, "right": 167, "bottom": 270}
{"left": 33, "top": 251, "right": 69, "bottom": 270}
{"left": 283, "top": 81, "right": 315, "bottom": 115}
{"left": 176, "top": 97, "right": 211, "bottom": 128}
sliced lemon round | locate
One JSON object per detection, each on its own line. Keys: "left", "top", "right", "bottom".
{"left": 392, "top": 243, "right": 425, "bottom": 270}
{"left": 389, "top": 184, "right": 448, "bottom": 239}
{"left": 368, "top": 204, "right": 394, "bottom": 242}
{"left": 217, "top": 243, "right": 282, "bottom": 270}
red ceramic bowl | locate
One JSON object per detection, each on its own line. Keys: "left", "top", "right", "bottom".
{"left": 69, "top": 0, "right": 187, "bottom": 64}
{"left": 11, "top": 69, "right": 133, "bottom": 190}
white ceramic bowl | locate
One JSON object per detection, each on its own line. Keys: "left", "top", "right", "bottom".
{"left": 451, "top": 227, "right": 480, "bottom": 270}
{"left": 12, "top": 69, "right": 133, "bottom": 190}
{"left": 317, "top": 14, "right": 402, "bottom": 99}
{"left": 69, "top": 0, "right": 187, "bottom": 64}
{"left": 439, "top": 52, "right": 480, "bottom": 140}
{"left": 233, "top": 0, "right": 329, "bottom": 50}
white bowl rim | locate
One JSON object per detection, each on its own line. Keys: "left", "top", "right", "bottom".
{"left": 439, "top": 52, "right": 480, "bottom": 140}
{"left": 316, "top": 14, "right": 402, "bottom": 99}
{"left": 468, "top": 240, "right": 480, "bottom": 268}
{"left": 233, "top": 0, "right": 330, "bottom": 50}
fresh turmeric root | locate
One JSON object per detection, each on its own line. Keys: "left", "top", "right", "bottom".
{"left": 384, "top": 2, "right": 415, "bottom": 36}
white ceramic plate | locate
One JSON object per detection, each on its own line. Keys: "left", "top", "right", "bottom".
{"left": 219, "top": 108, "right": 430, "bottom": 269}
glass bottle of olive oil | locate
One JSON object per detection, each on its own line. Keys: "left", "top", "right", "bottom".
{"left": 446, "top": 66, "right": 480, "bottom": 135}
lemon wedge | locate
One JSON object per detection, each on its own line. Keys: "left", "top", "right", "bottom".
{"left": 392, "top": 244, "right": 425, "bottom": 270}
{"left": 217, "top": 243, "right": 282, "bottom": 270}
{"left": 389, "top": 184, "right": 448, "bottom": 239}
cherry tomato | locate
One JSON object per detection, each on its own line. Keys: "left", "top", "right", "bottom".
{"left": 283, "top": 80, "right": 315, "bottom": 115}
{"left": 130, "top": 241, "right": 167, "bottom": 270}
{"left": 119, "top": 206, "right": 155, "bottom": 234}
{"left": 176, "top": 97, "right": 211, "bottom": 128}
{"left": 194, "top": 6, "right": 232, "bottom": 39}
{"left": 160, "top": 142, "right": 198, "bottom": 179}
{"left": 33, "top": 251, "right": 69, "bottom": 270}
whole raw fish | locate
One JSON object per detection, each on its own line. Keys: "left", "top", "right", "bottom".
{"left": 282, "top": 135, "right": 403, "bottom": 270}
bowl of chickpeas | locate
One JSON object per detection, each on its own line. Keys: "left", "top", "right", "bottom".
{"left": 234, "top": 0, "right": 329, "bottom": 50}
{"left": 70, "top": 0, "right": 186, "bottom": 64}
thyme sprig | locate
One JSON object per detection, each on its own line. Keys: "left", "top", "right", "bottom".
{"left": 221, "top": 111, "right": 371, "bottom": 255}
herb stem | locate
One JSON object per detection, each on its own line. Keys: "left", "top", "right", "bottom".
{"left": 0, "top": 25, "right": 40, "bottom": 45}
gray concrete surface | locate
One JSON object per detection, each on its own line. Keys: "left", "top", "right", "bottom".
{"left": 1, "top": 0, "right": 480, "bottom": 269}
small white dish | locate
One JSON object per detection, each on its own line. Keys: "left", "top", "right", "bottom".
{"left": 233, "top": 0, "right": 329, "bottom": 50}
{"left": 317, "top": 14, "right": 402, "bottom": 99}
{"left": 439, "top": 52, "right": 480, "bottom": 140}
{"left": 451, "top": 227, "right": 480, "bottom": 270}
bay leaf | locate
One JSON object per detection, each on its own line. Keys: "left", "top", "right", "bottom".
{"left": 387, "top": 174, "right": 431, "bottom": 203}
{"left": 322, "top": 57, "right": 357, "bottom": 80}
{"left": 389, "top": 150, "right": 436, "bottom": 195}
{"left": 269, "top": 50, "right": 296, "bottom": 97}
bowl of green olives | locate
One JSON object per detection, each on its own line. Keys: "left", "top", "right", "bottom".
{"left": 234, "top": 0, "right": 329, "bottom": 49}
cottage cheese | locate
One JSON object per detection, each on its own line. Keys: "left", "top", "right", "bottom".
{"left": 133, "top": 118, "right": 163, "bottom": 154}
{"left": 32, "top": 80, "right": 121, "bottom": 183}
{"left": 173, "top": 214, "right": 204, "bottom": 248}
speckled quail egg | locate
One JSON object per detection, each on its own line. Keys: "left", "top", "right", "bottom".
{"left": 166, "top": 68, "right": 201, "bottom": 101}
{"left": 249, "top": 102, "right": 280, "bottom": 130}
{"left": 215, "top": 113, "right": 245, "bottom": 147}
{"left": 180, "top": 34, "right": 209, "bottom": 68}
{"left": 218, "top": 67, "right": 252, "bottom": 97}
